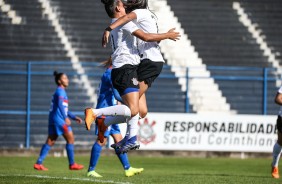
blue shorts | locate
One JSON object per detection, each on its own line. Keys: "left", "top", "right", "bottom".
{"left": 95, "top": 123, "right": 121, "bottom": 137}
{"left": 48, "top": 123, "right": 72, "bottom": 136}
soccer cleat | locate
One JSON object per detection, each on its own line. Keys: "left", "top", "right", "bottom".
{"left": 69, "top": 163, "right": 84, "bottom": 170}
{"left": 125, "top": 167, "right": 144, "bottom": 177}
{"left": 84, "top": 108, "right": 97, "bottom": 131}
{"left": 116, "top": 136, "right": 140, "bottom": 154}
{"left": 87, "top": 170, "right": 103, "bottom": 178}
{"left": 96, "top": 118, "right": 108, "bottom": 143}
{"left": 111, "top": 136, "right": 128, "bottom": 149}
{"left": 34, "top": 163, "right": 48, "bottom": 171}
{"left": 272, "top": 166, "right": 279, "bottom": 179}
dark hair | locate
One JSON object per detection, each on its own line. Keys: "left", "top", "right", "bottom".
{"left": 101, "top": 0, "right": 111, "bottom": 4}
{"left": 101, "top": 0, "right": 117, "bottom": 18}
{"left": 122, "top": 0, "right": 148, "bottom": 13}
{"left": 53, "top": 71, "right": 64, "bottom": 85}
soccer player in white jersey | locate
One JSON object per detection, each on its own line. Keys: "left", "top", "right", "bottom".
{"left": 84, "top": 0, "right": 179, "bottom": 153}
{"left": 100, "top": 0, "right": 178, "bottom": 152}
{"left": 271, "top": 86, "right": 282, "bottom": 179}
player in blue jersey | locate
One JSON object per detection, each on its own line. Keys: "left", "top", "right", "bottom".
{"left": 87, "top": 58, "right": 144, "bottom": 177}
{"left": 34, "top": 71, "right": 84, "bottom": 171}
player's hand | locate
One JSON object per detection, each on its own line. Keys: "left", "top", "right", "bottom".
{"left": 75, "top": 116, "right": 83, "bottom": 124}
{"left": 65, "top": 118, "right": 71, "bottom": 125}
{"left": 167, "top": 28, "right": 180, "bottom": 41}
{"left": 102, "top": 30, "right": 110, "bottom": 48}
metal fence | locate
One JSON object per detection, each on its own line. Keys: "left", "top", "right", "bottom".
{"left": 0, "top": 61, "right": 280, "bottom": 148}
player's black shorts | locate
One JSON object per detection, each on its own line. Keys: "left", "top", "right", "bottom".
{"left": 111, "top": 64, "right": 139, "bottom": 96}
{"left": 137, "top": 59, "right": 163, "bottom": 87}
{"left": 277, "top": 115, "right": 282, "bottom": 133}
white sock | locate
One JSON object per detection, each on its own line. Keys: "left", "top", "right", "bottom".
{"left": 272, "top": 142, "right": 282, "bottom": 167}
{"left": 127, "top": 113, "right": 139, "bottom": 139}
{"left": 104, "top": 116, "right": 128, "bottom": 126}
{"left": 124, "top": 123, "right": 130, "bottom": 139}
{"left": 92, "top": 105, "right": 131, "bottom": 117}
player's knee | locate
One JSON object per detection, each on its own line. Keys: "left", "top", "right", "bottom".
{"left": 139, "top": 112, "right": 147, "bottom": 118}
{"left": 47, "top": 140, "right": 55, "bottom": 146}
{"left": 97, "top": 138, "right": 107, "bottom": 146}
{"left": 127, "top": 103, "right": 139, "bottom": 117}
{"left": 130, "top": 108, "right": 139, "bottom": 117}
{"left": 139, "top": 109, "right": 148, "bottom": 119}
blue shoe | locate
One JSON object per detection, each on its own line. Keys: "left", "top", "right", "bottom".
{"left": 116, "top": 136, "right": 140, "bottom": 154}
{"left": 111, "top": 136, "right": 128, "bottom": 149}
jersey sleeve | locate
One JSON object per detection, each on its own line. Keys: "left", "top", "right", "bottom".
{"left": 123, "top": 21, "right": 139, "bottom": 34}
{"left": 133, "top": 9, "right": 146, "bottom": 23}
{"left": 67, "top": 111, "right": 76, "bottom": 120}
{"left": 58, "top": 95, "right": 67, "bottom": 120}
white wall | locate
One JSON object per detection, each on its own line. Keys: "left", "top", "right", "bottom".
{"left": 109, "top": 113, "right": 277, "bottom": 153}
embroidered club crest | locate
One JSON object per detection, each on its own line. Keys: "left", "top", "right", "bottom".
{"left": 131, "top": 78, "right": 139, "bottom": 86}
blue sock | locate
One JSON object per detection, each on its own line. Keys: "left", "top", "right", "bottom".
{"left": 36, "top": 144, "right": 51, "bottom": 164}
{"left": 116, "top": 151, "right": 130, "bottom": 170}
{"left": 66, "top": 143, "right": 75, "bottom": 165}
{"left": 88, "top": 142, "right": 102, "bottom": 172}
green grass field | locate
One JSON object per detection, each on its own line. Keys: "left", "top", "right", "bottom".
{"left": 0, "top": 155, "right": 280, "bottom": 184}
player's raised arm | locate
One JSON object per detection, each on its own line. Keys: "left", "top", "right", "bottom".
{"left": 102, "top": 12, "right": 137, "bottom": 47}
{"left": 132, "top": 28, "right": 180, "bottom": 42}
{"left": 110, "top": 12, "right": 137, "bottom": 30}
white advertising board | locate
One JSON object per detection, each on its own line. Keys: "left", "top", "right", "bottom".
{"left": 109, "top": 113, "right": 278, "bottom": 152}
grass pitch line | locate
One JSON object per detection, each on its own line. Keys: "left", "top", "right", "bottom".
{"left": 0, "top": 174, "right": 133, "bottom": 184}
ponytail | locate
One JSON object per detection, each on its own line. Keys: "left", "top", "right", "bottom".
{"left": 53, "top": 71, "right": 64, "bottom": 85}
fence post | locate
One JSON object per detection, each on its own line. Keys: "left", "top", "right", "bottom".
{"left": 185, "top": 67, "right": 189, "bottom": 113}
{"left": 26, "top": 62, "right": 31, "bottom": 149}
{"left": 263, "top": 68, "right": 268, "bottom": 115}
